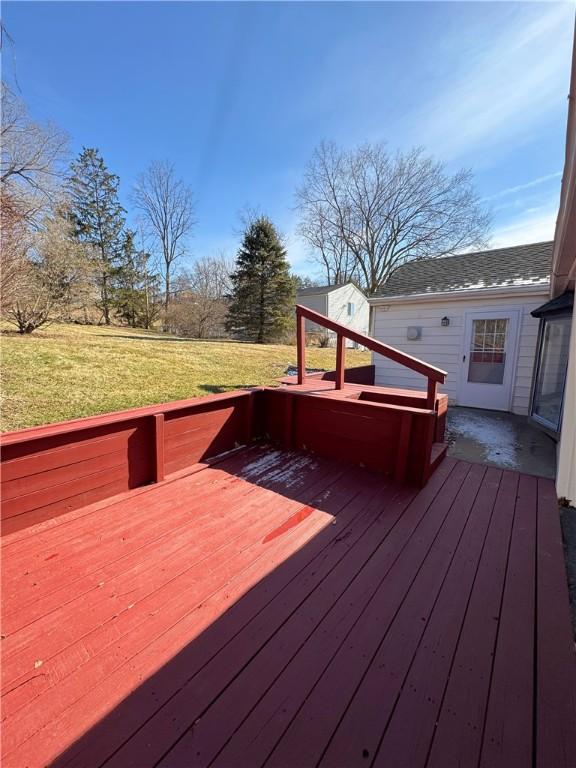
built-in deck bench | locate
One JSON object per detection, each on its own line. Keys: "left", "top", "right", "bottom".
{"left": 1, "top": 307, "right": 450, "bottom": 535}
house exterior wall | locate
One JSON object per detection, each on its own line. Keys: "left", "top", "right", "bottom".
{"left": 297, "top": 285, "right": 369, "bottom": 346}
{"left": 371, "top": 291, "right": 549, "bottom": 415}
{"left": 327, "top": 284, "right": 370, "bottom": 342}
{"left": 298, "top": 293, "right": 328, "bottom": 333}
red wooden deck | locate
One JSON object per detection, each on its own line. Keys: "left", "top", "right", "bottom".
{"left": 2, "top": 445, "right": 575, "bottom": 768}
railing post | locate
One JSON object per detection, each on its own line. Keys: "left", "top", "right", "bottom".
{"left": 426, "top": 378, "right": 437, "bottom": 410}
{"left": 154, "top": 413, "right": 165, "bottom": 483}
{"left": 335, "top": 333, "right": 346, "bottom": 390}
{"left": 394, "top": 411, "right": 413, "bottom": 484}
{"left": 297, "top": 309, "right": 306, "bottom": 385}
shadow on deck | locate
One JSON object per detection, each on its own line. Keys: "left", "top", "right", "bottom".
{"left": 1, "top": 445, "right": 575, "bottom": 768}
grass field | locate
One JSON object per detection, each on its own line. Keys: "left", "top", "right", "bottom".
{"left": 1, "top": 324, "right": 371, "bottom": 431}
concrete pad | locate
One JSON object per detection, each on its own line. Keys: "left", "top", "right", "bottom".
{"left": 446, "top": 406, "right": 557, "bottom": 479}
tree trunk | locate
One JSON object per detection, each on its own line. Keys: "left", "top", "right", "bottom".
{"left": 258, "top": 279, "right": 265, "bottom": 344}
{"left": 164, "top": 269, "right": 170, "bottom": 312}
{"left": 101, "top": 273, "right": 110, "bottom": 325}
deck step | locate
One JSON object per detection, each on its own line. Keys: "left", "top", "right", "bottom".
{"left": 430, "top": 442, "right": 448, "bottom": 473}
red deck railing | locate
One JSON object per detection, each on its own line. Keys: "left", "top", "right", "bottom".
{"left": 296, "top": 304, "right": 447, "bottom": 408}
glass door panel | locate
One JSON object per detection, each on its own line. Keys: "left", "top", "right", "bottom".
{"left": 531, "top": 315, "right": 572, "bottom": 431}
{"left": 467, "top": 318, "right": 509, "bottom": 384}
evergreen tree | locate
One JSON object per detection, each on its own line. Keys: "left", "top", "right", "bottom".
{"left": 68, "top": 148, "right": 125, "bottom": 324}
{"left": 226, "top": 217, "right": 296, "bottom": 343}
{"left": 113, "top": 230, "right": 161, "bottom": 329}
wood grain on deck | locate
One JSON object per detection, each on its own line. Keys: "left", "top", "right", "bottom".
{"left": 1, "top": 448, "right": 574, "bottom": 768}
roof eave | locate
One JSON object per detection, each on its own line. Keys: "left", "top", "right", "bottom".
{"left": 369, "top": 282, "right": 550, "bottom": 305}
{"left": 551, "top": 30, "right": 576, "bottom": 297}
{"left": 297, "top": 282, "right": 365, "bottom": 299}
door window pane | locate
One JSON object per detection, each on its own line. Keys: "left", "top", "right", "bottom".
{"left": 468, "top": 318, "right": 509, "bottom": 384}
{"left": 532, "top": 315, "right": 572, "bottom": 431}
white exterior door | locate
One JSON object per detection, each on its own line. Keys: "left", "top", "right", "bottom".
{"left": 459, "top": 310, "right": 520, "bottom": 411}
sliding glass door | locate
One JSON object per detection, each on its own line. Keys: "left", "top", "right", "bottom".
{"left": 531, "top": 314, "right": 572, "bottom": 432}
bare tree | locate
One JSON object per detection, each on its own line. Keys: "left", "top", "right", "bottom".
{"left": 1, "top": 191, "right": 33, "bottom": 311}
{"left": 1, "top": 83, "right": 68, "bottom": 226}
{"left": 131, "top": 161, "right": 196, "bottom": 313}
{"left": 296, "top": 141, "right": 491, "bottom": 294}
{"left": 4, "top": 204, "right": 94, "bottom": 333}
{"left": 35, "top": 205, "right": 95, "bottom": 320}
{"left": 298, "top": 210, "right": 359, "bottom": 285}
{"left": 167, "top": 253, "right": 232, "bottom": 338}
{"left": 1, "top": 84, "right": 69, "bottom": 313}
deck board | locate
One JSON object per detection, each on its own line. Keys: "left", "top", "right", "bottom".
{"left": 369, "top": 466, "right": 503, "bottom": 768}
{"left": 426, "top": 469, "right": 520, "bottom": 768}
{"left": 479, "top": 473, "right": 537, "bottom": 768}
{"left": 1, "top": 447, "right": 574, "bottom": 768}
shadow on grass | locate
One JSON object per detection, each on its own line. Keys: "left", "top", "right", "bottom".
{"left": 93, "top": 334, "right": 260, "bottom": 345}
{"left": 197, "top": 383, "right": 261, "bottom": 394}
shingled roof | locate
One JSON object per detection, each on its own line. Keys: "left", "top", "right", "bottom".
{"left": 372, "top": 242, "right": 552, "bottom": 299}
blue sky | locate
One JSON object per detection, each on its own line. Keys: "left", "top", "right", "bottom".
{"left": 3, "top": 1, "right": 575, "bottom": 278}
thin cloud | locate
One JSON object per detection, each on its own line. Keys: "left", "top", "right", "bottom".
{"left": 492, "top": 208, "right": 557, "bottom": 248}
{"left": 413, "top": 4, "right": 573, "bottom": 162}
{"left": 483, "top": 171, "right": 562, "bottom": 202}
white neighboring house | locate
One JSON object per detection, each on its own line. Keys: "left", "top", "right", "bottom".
{"left": 297, "top": 282, "right": 369, "bottom": 347}
{"left": 368, "top": 242, "right": 553, "bottom": 415}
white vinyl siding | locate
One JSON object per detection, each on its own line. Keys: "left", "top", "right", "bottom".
{"left": 297, "top": 284, "right": 369, "bottom": 345}
{"left": 299, "top": 293, "right": 328, "bottom": 333}
{"left": 371, "top": 292, "right": 548, "bottom": 415}
{"left": 327, "top": 284, "right": 370, "bottom": 339}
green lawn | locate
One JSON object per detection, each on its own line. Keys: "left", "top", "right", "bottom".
{"left": 1, "top": 324, "right": 370, "bottom": 431}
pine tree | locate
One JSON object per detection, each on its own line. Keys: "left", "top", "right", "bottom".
{"left": 226, "top": 217, "right": 296, "bottom": 343}
{"left": 68, "top": 148, "right": 125, "bottom": 324}
{"left": 113, "top": 230, "right": 161, "bottom": 329}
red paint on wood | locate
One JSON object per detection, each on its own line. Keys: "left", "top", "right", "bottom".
{"left": 335, "top": 334, "right": 346, "bottom": 390}
{"left": 2, "top": 455, "right": 574, "bottom": 768}
{"left": 426, "top": 377, "right": 438, "bottom": 409}
{"left": 479, "top": 473, "right": 537, "bottom": 768}
{"left": 262, "top": 505, "right": 315, "bottom": 543}
{"left": 261, "top": 389, "right": 439, "bottom": 485}
{"left": 0, "top": 390, "right": 253, "bottom": 446}
{"left": 153, "top": 414, "right": 165, "bottom": 482}
{"left": 535, "top": 477, "right": 576, "bottom": 768}
{"left": 1, "top": 392, "right": 258, "bottom": 534}
{"left": 394, "top": 412, "right": 412, "bottom": 484}
{"left": 282, "top": 393, "right": 294, "bottom": 451}
{"left": 2, "top": 449, "right": 125, "bottom": 501}
{"left": 314, "top": 463, "right": 486, "bottom": 768}
{"left": 1, "top": 431, "right": 129, "bottom": 482}
{"left": 296, "top": 309, "right": 306, "bottom": 385}
{"left": 371, "top": 467, "right": 503, "bottom": 768}
{"left": 2, "top": 466, "right": 128, "bottom": 520}
{"left": 1, "top": 478, "right": 129, "bottom": 537}
{"left": 426, "top": 470, "right": 520, "bottom": 768}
